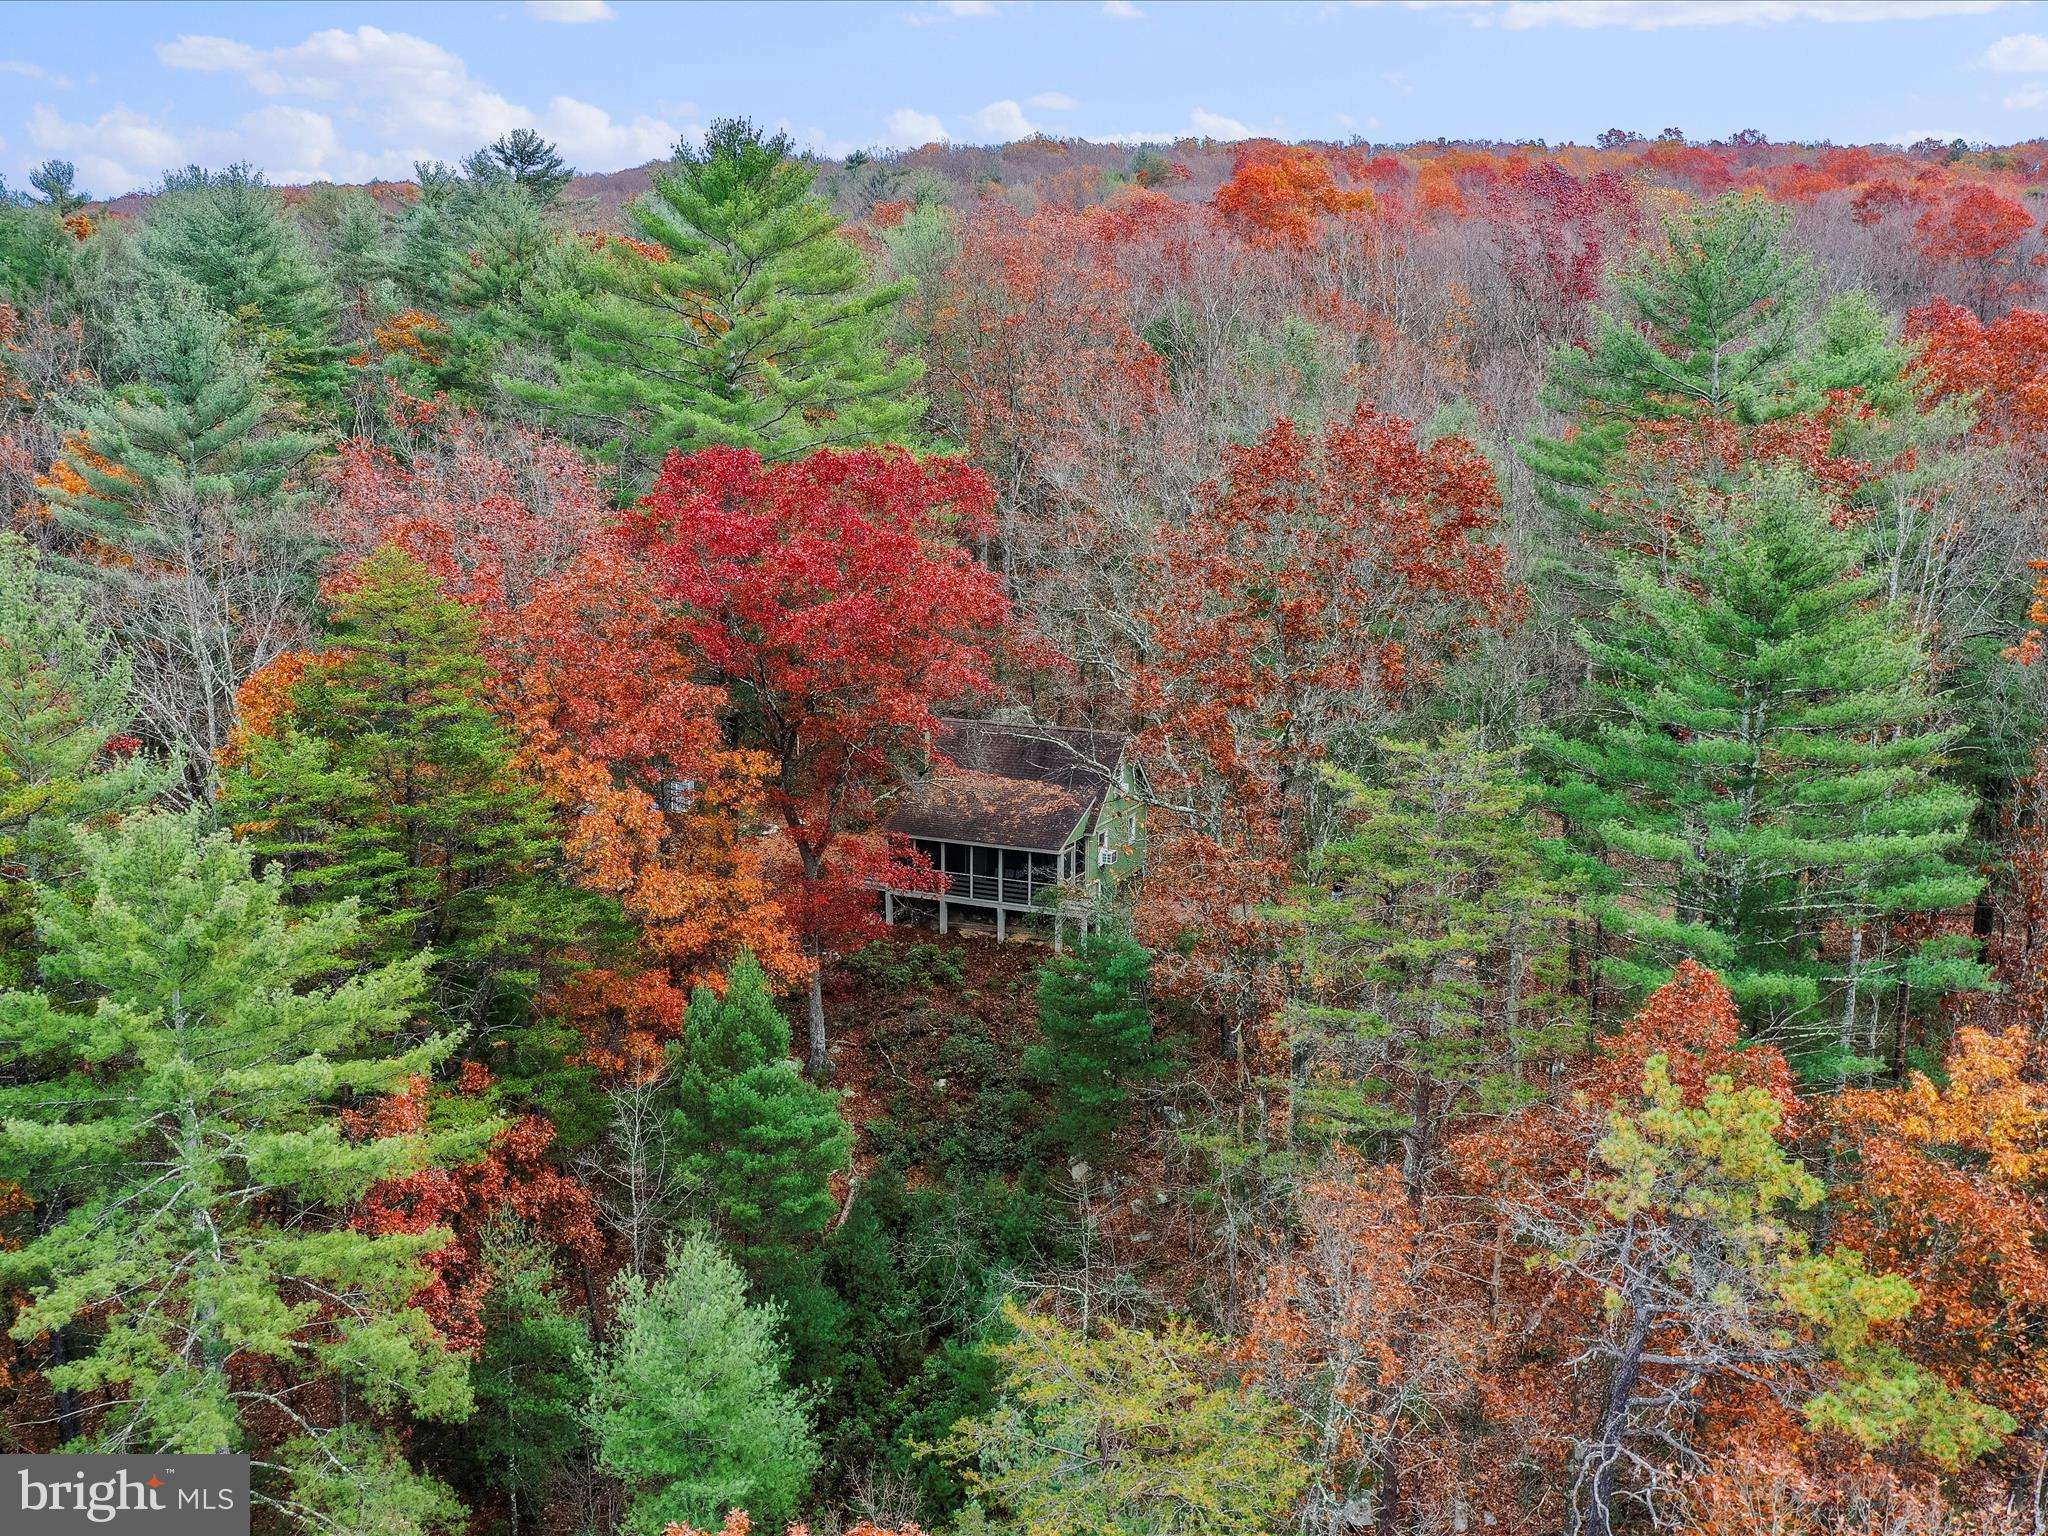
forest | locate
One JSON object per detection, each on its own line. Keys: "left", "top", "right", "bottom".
{"left": 2, "top": 112, "right": 2048, "bottom": 1536}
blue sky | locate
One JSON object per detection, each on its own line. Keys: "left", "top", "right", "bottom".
{"left": 4, "top": 1, "right": 2047, "bottom": 199}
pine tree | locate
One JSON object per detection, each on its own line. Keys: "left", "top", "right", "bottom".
{"left": 1535, "top": 1054, "right": 2009, "bottom": 1536}
{"left": 433, "top": 1229, "right": 593, "bottom": 1535}
{"left": 1027, "top": 931, "right": 1166, "bottom": 1158}
{"left": 222, "top": 546, "right": 618, "bottom": 1039}
{"left": 587, "top": 1231, "right": 819, "bottom": 1536}
{"left": 0, "top": 810, "right": 480, "bottom": 1521}
{"left": 514, "top": 116, "right": 925, "bottom": 484}
{"left": 1542, "top": 465, "right": 1986, "bottom": 1080}
{"left": 464, "top": 129, "right": 574, "bottom": 205}
{"left": 50, "top": 266, "right": 315, "bottom": 519}
{"left": 305, "top": 187, "right": 398, "bottom": 433}
{"left": 0, "top": 189, "right": 79, "bottom": 304}
{"left": 394, "top": 175, "right": 568, "bottom": 401}
{"left": 666, "top": 951, "right": 851, "bottom": 1266}
{"left": 1523, "top": 193, "right": 1815, "bottom": 518}
{"left": 0, "top": 535, "right": 170, "bottom": 979}
{"left": 1290, "top": 731, "right": 1584, "bottom": 1190}
{"left": 663, "top": 950, "right": 849, "bottom": 1376}
{"left": 41, "top": 268, "right": 317, "bottom": 799}
{"left": 27, "top": 159, "right": 85, "bottom": 216}
{"left": 138, "top": 164, "right": 348, "bottom": 422}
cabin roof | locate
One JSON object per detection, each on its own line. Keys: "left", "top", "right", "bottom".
{"left": 885, "top": 718, "right": 1124, "bottom": 854}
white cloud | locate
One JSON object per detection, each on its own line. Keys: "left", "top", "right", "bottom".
{"left": 882, "top": 108, "right": 948, "bottom": 148}
{"left": 904, "top": 0, "right": 997, "bottom": 21}
{"left": 1982, "top": 33, "right": 2048, "bottom": 69}
{"left": 1027, "top": 91, "right": 1079, "bottom": 110}
{"left": 1, "top": 60, "right": 71, "bottom": 88}
{"left": 2005, "top": 83, "right": 2048, "bottom": 108}
{"left": 541, "top": 96, "right": 679, "bottom": 163}
{"left": 525, "top": 0, "right": 616, "bottom": 20}
{"left": 136, "top": 24, "right": 688, "bottom": 191}
{"left": 158, "top": 27, "right": 528, "bottom": 142}
{"left": 1190, "top": 106, "right": 1256, "bottom": 140}
{"left": 24, "top": 100, "right": 382, "bottom": 193}
{"left": 1412, "top": 0, "right": 1999, "bottom": 26}
{"left": 969, "top": 100, "right": 1038, "bottom": 141}
{"left": 1103, "top": 0, "right": 1144, "bottom": 16}
{"left": 1096, "top": 107, "right": 1272, "bottom": 145}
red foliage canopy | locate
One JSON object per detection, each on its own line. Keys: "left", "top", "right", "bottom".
{"left": 1132, "top": 403, "right": 1516, "bottom": 1048}
{"left": 623, "top": 446, "right": 1008, "bottom": 967}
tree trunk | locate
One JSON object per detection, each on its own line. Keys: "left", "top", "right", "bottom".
{"left": 1374, "top": 1442, "right": 1401, "bottom": 1536}
{"left": 1571, "top": 1300, "right": 1653, "bottom": 1536}
{"left": 45, "top": 1324, "right": 82, "bottom": 1444}
{"left": 806, "top": 964, "right": 831, "bottom": 1082}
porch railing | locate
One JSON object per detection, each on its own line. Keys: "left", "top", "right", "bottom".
{"left": 875, "top": 867, "right": 1089, "bottom": 912}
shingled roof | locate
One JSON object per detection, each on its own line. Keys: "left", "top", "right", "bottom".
{"left": 885, "top": 718, "right": 1124, "bottom": 853}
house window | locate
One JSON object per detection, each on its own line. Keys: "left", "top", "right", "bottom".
{"left": 1097, "top": 833, "right": 1111, "bottom": 868}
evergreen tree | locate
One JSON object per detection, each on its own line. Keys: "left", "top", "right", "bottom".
{"left": 0, "top": 536, "right": 170, "bottom": 978}
{"left": 0, "top": 194, "right": 84, "bottom": 303}
{"left": 41, "top": 265, "right": 318, "bottom": 799}
{"left": 1027, "top": 931, "right": 1165, "bottom": 1158}
{"left": 222, "top": 546, "right": 618, "bottom": 1040}
{"left": 664, "top": 950, "right": 850, "bottom": 1373}
{"left": 27, "top": 159, "right": 85, "bottom": 215}
{"left": 1523, "top": 193, "right": 1815, "bottom": 520}
{"left": 394, "top": 174, "right": 568, "bottom": 401}
{"left": 464, "top": 128, "right": 575, "bottom": 205}
{"left": 1540, "top": 1054, "right": 2009, "bottom": 1536}
{"left": 1290, "top": 731, "right": 1584, "bottom": 1190}
{"left": 51, "top": 266, "right": 315, "bottom": 519}
{"left": 514, "top": 116, "right": 925, "bottom": 483}
{"left": 434, "top": 1229, "right": 593, "bottom": 1536}
{"left": 0, "top": 810, "right": 479, "bottom": 1522}
{"left": 138, "top": 164, "right": 348, "bottom": 422}
{"left": 587, "top": 1231, "right": 819, "bottom": 1536}
{"left": 302, "top": 186, "right": 398, "bottom": 433}
{"left": 667, "top": 951, "right": 850, "bottom": 1264}
{"left": 1542, "top": 466, "right": 1986, "bottom": 1080}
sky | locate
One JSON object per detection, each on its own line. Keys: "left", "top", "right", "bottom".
{"left": 4, "top": 0, "right": 2048, "bottom": 199}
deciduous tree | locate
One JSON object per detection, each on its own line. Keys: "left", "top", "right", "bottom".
{"left": 1132, "top": 403, "right": 1514, "bottom": 1064}
{"left": 945, "top": 1303, "right": 1309, "bottom": 1536}
{"left": 624, "top": 444, "right": 1006, "bottom": 1078}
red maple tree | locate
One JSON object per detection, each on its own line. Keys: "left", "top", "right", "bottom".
{"left": 624, "top": 445, "right": 1009, "bottom": 1078}
{"left": 1131, "top": 402, "right": 1516, "bottom": 1065}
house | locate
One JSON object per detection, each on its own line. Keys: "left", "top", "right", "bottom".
{"left": 879, "top": 717, "right": 1139, "bottom": 944}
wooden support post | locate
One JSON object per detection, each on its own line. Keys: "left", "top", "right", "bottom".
{"left": 938, "top": 898, "right": 949, "bottom": 935}
{"left": 883, "top": 890, "right": 895, "bottom": 926}
{"left": 996, "top": 906, "right": 1007, "bottom": 942}
{"left": 1054, "top": 913, "right": 1064, "bottom": 954}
